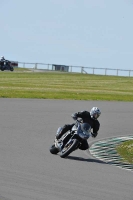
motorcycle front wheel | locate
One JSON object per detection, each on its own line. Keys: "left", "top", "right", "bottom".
{"left": 60, "top": 139, "right": 79, "bottom": 158}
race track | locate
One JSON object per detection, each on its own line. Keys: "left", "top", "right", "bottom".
{"left": 0, "top": 99, "right": 133, "bottom": 200}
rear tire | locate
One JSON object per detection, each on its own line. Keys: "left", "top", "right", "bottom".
{"left": 10, "top": 67, "right": 14, "bottom": 71}
{"left": 60, "top": 139, "right": 79, "bottom": 158}
{"left": 49, "top": 144, "right": 59, "bottom": 154}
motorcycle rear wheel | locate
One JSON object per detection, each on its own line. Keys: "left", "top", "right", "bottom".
{"left": 49, "top": 144, "right": 59, "bottom": 154}
{"left": 60, "top": 139, "right": 79, "bottom": 158}
{"left": 10, "top": 67, "right": 14, "bottom": 71}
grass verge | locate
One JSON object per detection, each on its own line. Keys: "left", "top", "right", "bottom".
{"left": 116, "top": 140, "right": 133, "bottom": 164}
{"left": 0, "top": 69, "right": 133, "bottom": 101}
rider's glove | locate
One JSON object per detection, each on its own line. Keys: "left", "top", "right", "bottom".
{"left": 71, "top": 113, "right": 78, "bottom": 120}
{"left": 91, "top": 132, "right": 98, "bottom": 138}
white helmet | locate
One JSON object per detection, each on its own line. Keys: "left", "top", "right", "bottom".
{"left": 90, "top": 107, "right": 101, "bottom": 120}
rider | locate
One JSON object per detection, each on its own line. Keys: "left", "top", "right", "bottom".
{"left": 0, "top": 56, "right": 5, "bottom": 67}
{"left": 56, "top": 107, "right": 101, "bottom": 151}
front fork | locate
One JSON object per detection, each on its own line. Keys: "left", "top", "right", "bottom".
{"left": 63, "top": 134, "right": 81, "bottom": 150}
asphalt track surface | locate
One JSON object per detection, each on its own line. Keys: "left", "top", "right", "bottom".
{"left": 0, "top": 99, "right": 133, "bottom": 200}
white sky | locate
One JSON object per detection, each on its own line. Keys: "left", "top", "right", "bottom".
{"left": 0, "top": 0, "right": 133, "bottom": 70}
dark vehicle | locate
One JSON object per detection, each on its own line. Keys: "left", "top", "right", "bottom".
{"left": 0, "top": 60, "right": 14, "bottom": 71}
{"left": 49, "top": 118, "right": 92, "bottom": 158}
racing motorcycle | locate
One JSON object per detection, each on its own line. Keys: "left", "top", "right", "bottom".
{"left": 49, "top": 118, "right": 92, "bottom": 158}
{"left": 0, "top": 60, "right": 14, "bottom": 71}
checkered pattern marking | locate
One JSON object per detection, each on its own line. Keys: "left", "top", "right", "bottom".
{"left": 89, "top": 136, "right": 133, "bottom": 172}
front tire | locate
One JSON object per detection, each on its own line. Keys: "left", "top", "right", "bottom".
{"left": 49, "top": 144, "right": 59, "bottom": 154}
{"left": 60, "top": 139, "right": 79, "bottom": 158}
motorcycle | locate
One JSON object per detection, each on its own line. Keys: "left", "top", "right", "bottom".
{"left": 49, "top": 118, "right": 92, "bottom": 158}
{"left": 0, "top": 60, "right": 14, "bottom": 71}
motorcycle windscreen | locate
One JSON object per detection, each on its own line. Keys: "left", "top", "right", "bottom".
{"left": 77, "top": 124, "right": 91, "bottom": 140}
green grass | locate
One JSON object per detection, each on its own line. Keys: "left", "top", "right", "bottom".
{"left": 13, "top": 67, "right": 31, "bottom": 72}
{"left": 116, "top": 140, "right": 133, "bottom": 164}
{"left": 0, "top": 68, "right": 133, "bottom": 101}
